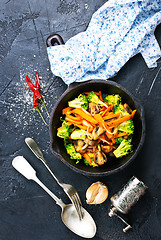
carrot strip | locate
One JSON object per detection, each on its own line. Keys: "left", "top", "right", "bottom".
{"left": 82, "top": 153, "right": 91, "bottom": 164}
{"left": 100, "top": 106, "right": 107, "bottom": 112}
{"left": 71, "top": 108, "right": 98, "bottom": 124}
{"left": 65, "top": 116, "right": 82, "bottom": 125}
{"left": 94, "top": 113, "right": 113, "bottom": 138}
{"left": 131, "top": 110, "right": 136, "bottom": 118}
{"left": 100, "top": 108, "right": 109, "bottom": 116}
{"left": 99, "top": 91, "right": 103, "bottom": 101}
{"left": 103, "top": 112, "right": 121, "bottom": 120}
{"left": 116, "top": 132, "right": 129, "bottom": 138}
{"left": 66, "top": 114, "right": 82, "bottom": 121}
{"left": 82, "top": 120, "right": 94, "bottom": 132}
{"left": 107, "top": 110, "right": 136, "bottom": 127}
{"left": 100, "top": 105, "right": 113, "bottom": 117}
{"left": 65, "top": 119, "right": 87, "bottom": 130}
{"left": 93, "top": 113, "right": 104, "bottom": 126}
{"left": 99, "top": 134, "right": 113, "bottom": 145}
{"left": 62, "top": 107, "right": 73, "bottom": 115}
{"left": 84, "top": 91, "right": 100, "bottom": 96}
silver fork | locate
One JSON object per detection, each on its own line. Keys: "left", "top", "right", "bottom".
{"left": 25, "top": 137, "right": 83, "bottom": 220}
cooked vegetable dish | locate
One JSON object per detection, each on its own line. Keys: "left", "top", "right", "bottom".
{"left": 57, "top": 91, "right": 136, "bottom": 167}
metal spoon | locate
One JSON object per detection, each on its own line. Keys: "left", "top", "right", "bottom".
{"left": 25, "top": 137, "right": 83, "bottom": 220}
{"left": 12, "top": 156, "right": 96, "bottom": 238}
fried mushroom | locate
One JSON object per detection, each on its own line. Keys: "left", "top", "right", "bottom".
{"left": 94, "top": 151, "right": 107, "bottom": 165}
{"left": 123, "top": 103, "right": 132, "bottom": 114}
{"left": 101, "top": 144, "right": 113, "bottom": 154}
{"left": 85, "top": 138, "right": 99, "bottom": 146}
{"left": 89, "top": 102, "right": 99, "bottom": 116}
{"left": 74, "top": 140, "right": 88, "bottom": 154}
{"left": 92, "top": 126, "right": 105, "bottom": 140}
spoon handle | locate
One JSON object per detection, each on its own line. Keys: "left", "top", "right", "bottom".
{"left": 33, "top": 175, "right": 64, "bottom": 208}
{"left": 25, "top": 138, "right": 62, "bottom": 185}
{"left": 12, "top": 156, "right": 64, "bottom": 208}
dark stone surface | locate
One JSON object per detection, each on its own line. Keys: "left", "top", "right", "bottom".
{"left": 0, "top": 0, "right": 161, "bottom": 239}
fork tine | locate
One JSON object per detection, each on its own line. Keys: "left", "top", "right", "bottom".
{"left": 71, "top": 195, "right": 82, "bottom": 220}
{"left": 75, "top": 192, "right": 82, "bottom": 206}
{"left": 72, "top": 193, "right": 83, "bottom": 219}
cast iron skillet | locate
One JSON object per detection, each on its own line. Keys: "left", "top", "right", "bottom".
{"left": 47, "top": 34, "right": 145, "bottom": 176}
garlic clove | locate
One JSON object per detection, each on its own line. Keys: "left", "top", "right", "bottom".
{"left": 86, "top": 182, "right": 100, "bottom": 204}
{"left": 86, "top": 181, "right": 108, "bottom": 204}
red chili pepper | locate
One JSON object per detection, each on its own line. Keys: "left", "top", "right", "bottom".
{"left": 34, "top": 71, "right": 50, "bottom": 117}
{"left": 25, "top": 72, "right": 49, "bottom": 124}
{"left": 25, "top": 75, "right": 36, "bottom": 91}
{"left": 35, "top": 70, "right": 40, "bottom": 89}
{"left": 34, "top": 89, "right": 42, "bottom": 99}
{"left": 33, "top": 92, "right": 39, "bottom": 108}
{"left": 25, "top": 74, "right": 42, "bottom": 99}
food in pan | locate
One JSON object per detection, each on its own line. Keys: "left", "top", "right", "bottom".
{"left": 57, "top": 91, "right": 136, "bottom": 167}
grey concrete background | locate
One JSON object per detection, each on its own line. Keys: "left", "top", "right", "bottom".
{"left": 0, "top": 0, "right": 161, "bottom": 239}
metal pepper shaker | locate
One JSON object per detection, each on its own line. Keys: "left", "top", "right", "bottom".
{"left": 109, "top": 176, "right": 148, "bottom": 232}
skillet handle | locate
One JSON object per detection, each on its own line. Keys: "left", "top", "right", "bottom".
{"left": 46, "top": 34, "right": 77, "bottom": 89}
{"left": 46, "top": 33, "right": 64, "bottom": 47}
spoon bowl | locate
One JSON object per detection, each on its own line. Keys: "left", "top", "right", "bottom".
{"left": 62, "top": 204, "right": 96, "bottom": 238}
{"left": 12, "top": 156, "right": 96, "bottom": 238}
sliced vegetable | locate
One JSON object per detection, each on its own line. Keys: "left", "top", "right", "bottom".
{"left": 66, "top": 114, "right": 82, "bottom": 121}
{"left": 57, "top": 120, "right": 71, "bottom": 139}
{"left": 82, "top": 153, "right": 92, "bottom": 164}
{"left": 68, "top": 94, "right": 88, "bottom": 110}
{"left": 107, "top": 110, "right": 136, "bottom": 127}
{"left": 115, "top": 137, "right": 124, "bottom": 145}
{"left": 104, "top": 94, "right": 121, "bottom": 105}
{"left": 113, "top": 139, "right": 132, "bottom": 158}
{"left": 65, "top": 116, "right": 82, "bottom": 125}
{"left": 70, "top": 129, "right": 86, "bottom": 140}
{"left": 118, "top": 119, "right": 134, "bottom": 135}
{"left": 103, "top": 112, "right": 121, "bottom": 120}
{"left": 101, "top": 105, "right": 114, "bottom": 117}
{"left": 65, "top": 144, "right": 82, "bottom": 160}
{"left": 99, "top": 91, "right": 103, "bottom": 102}
{"left": 71, "top": 108, "right": 98, "bottom": 124}
{"left": 62, "top": 107, "right": 73, "bottom": 115}
{"left": 82, "top": 120, "right": 94, "bottom": 132}
{"left": 93, "top": 113, "right": 113, "bottom": 137}
{"left": 87, "top": 91, "right": 107, "bottom": 108}
{"left": 113, "top": 103, "right": 129, "bottom": 116}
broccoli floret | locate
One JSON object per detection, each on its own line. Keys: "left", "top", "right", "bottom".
{"left": 84, "top": 153, "right": 98, "bottom": 167}
{"left": 115, "top": 137, "right": 124, "bottom": 145}
{"left": 87, "top": 91, "right": 107, "bottom": 107}
{"left": 57, "top": 121, "right": 70, "bottom": 139}
{"left": 118, "top": 119, "right": 134, "bottom": 135}
{"left": 65, "top": 144, "right": 82, "bottom": 160}
{"left": 70, "top": 129, "right": 86, "bottom": 140}
{"left": 68, "top": 94, "right": 88, "bottom": 110}
{"left": 113, "top": 139, "right": 133, "bottom": 158}
{"left": 104, "top": 94, "right": 121, "bottom": 105}
{"left": 113, "top": 103, "right": 129, "bottom": 116}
